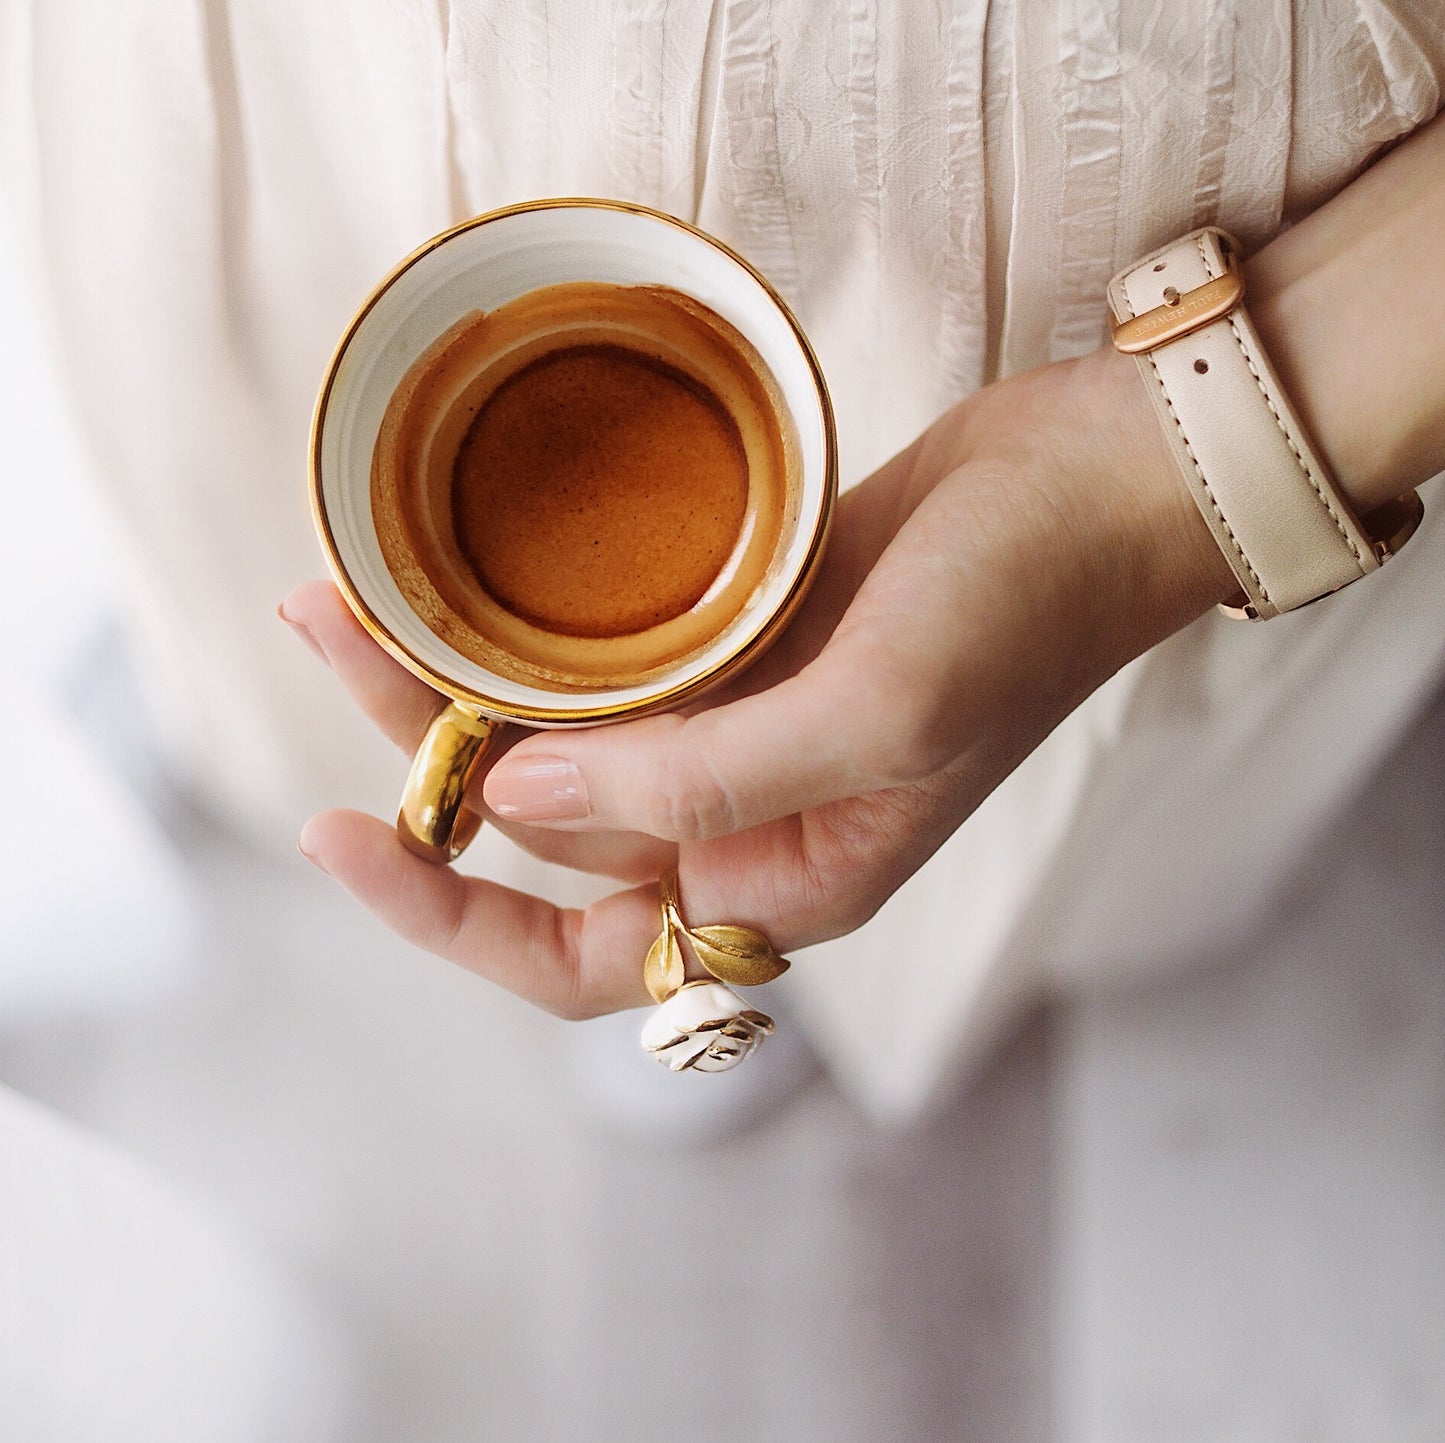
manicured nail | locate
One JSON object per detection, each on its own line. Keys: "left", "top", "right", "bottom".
{"left": 486, "top": 757, "right": 590, "bottom": 821}
{"left": 277, "top": 602, "right": 330, "bottom": 665}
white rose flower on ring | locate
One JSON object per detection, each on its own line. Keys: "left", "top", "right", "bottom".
{"left": 639, "top": 981, "right": 776, "bottom": 1073}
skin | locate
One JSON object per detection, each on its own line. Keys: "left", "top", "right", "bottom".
{"left": 282, "top": 113, "right": 1445, "bottom": 1021}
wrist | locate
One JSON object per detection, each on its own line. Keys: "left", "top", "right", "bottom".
{"left": 965, "top": 114, "right": 1445, "bottom": 678}
{"left": 1052, "top": 343, "right": 1240, "bottom": 656}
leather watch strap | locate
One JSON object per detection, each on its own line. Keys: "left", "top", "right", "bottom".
{"left": 1107, "top": 227, "right": 1415, "bottom": 620}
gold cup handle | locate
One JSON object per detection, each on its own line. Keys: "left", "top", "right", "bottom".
{"left": 397, "top": 702, "right": 502, "bottom": 863}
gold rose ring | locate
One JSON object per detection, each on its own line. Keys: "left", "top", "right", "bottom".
{"left": 638, "top": 872, "right": 789, "bottom": 1074}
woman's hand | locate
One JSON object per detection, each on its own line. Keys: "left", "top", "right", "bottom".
{"left": 283, "top": 111, "right": 1445, "bottom": 1019}
{"left": 282, "top": 341, "right": 1234, "bottom": 1018}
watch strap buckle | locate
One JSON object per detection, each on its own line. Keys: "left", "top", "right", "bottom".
{"left": 1110, "top": 250, "right": 1244, "bottom": 356}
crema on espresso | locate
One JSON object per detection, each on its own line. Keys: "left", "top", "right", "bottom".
{"left": 371, "top": 282, "right": 798, "bottom": 690}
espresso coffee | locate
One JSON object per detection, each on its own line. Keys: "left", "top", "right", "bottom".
{"left": 371, "top": 282, "right": 798, "bottom": 690}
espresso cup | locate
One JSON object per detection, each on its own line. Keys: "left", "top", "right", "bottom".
{"left": 311, "top": 199, "right": 836, "bottom": 863}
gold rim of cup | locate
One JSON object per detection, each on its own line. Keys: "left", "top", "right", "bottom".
{"left": 309, "top": 196, "right": 838, "bottom": 728}
{"left": 311, "top": 199, "right": 837, "bottom": 862}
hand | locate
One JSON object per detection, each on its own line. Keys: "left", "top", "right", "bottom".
{"left": 282, "top": 341, "right": 1235, "bottom": 1018}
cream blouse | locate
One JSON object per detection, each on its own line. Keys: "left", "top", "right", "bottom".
{"left": 2, "top": 0, "right": 1442, "bottom": 1117}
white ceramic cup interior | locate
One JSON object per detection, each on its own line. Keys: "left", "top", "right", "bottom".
{"left": 314, "top": 200, "right": 834, "bottom": 723}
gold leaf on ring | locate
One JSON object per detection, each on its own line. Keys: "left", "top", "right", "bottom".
{"left": 686, "top": 925, "right": 790, "bottom": 988}
{"left": 643, "top": 925, "right": 685, "bottom": 1004}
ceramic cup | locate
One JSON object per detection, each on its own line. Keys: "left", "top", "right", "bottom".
{"left": 311, "top": 199, "right": 837, "bottom": 862}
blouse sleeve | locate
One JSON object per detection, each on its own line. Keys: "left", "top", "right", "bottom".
{"left": 1285, "top": 0, "right": 1445, "bottom": 220}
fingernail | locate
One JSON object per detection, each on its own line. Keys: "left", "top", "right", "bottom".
{"left": 297, "top": 836, "right": 329, "bottom": 874}
{"left": 277, "top": 602, "right": 330, "bottom": 666}
{"left": 486, "top": 757, "right": 590, "bottom": 821}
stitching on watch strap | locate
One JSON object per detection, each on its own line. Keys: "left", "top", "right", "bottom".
{"left": 1222, "top": 314, "right": 1364, "bottom": 566}
{"left": 1142, "top": 350, "right": 1268, "bottom": 600}
{"left": 1121, "top": 253, "right": 1268, "bottom": 601}
{"left": 1108, "top": 226, "right": 1411, "bottom": 618}
{"left": 1194, "top": 231, "right": 1363, "bottom": 568}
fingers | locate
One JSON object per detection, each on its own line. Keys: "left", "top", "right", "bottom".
{"left": 299, "top": 756, "right": 968, "bottom": 1019}
{"left": 283, "top": 571, "right": 876, "bottom": 849}
{"left": 286, "top": 435, "right": 950, "bottom": 848}
{"left": 283, "top": 441, "right": 928, "bottom": 845}
{"left": 481, "top": 665, "right": 878, "bottom": 841}
{"left": 279, "top": 579, "right": 443, "bottom": 752}
{"left": 279, "top": 574, "right": 895, "bottom": 855}
{"left": 282, "top": 580, "right": 683, "bottom": 883}
{"left": 299, "top": 808, "right": 660, "bottom": 1017}
{"left": 478, "top": 563, "right": 956, "bottom": 842}
{"left": 485, "top": 820, "right": 677, "bottom": 884}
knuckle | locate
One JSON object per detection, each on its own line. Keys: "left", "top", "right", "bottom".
{"left": 861, "top": 697, "right": 959, "bottom": 785}
{"left": 838, "top": 640, "right": 960, "bottom": 787}
{"left": 832, "top": 876, "right": 892, "bottom": 936}
{"left": 540, "top": 910, "right": 598, "bottom": 1021}
{"left": 779, "top": 866, "right": 880, "bottom": 943}
{"left": 414, "top": 885, "right": 466, "bottom": 959}
{"left": 811, "top": 865, "right": 886, "bottom": 936}
{"left": 791, "top": 788, "right": 925, "bottom": 940}
{"left": 545, "top": 993, "right": 601, "bottom": 1023}
{"left": 648, "top": 741, "right": 739, "bottom": 842}
{"left": 804, "top": 853, "right": 888, "bottom": 940}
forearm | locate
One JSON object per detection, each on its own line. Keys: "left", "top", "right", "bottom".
{"left": 1247, "top": 111, "right": 1445, "bottom": 512}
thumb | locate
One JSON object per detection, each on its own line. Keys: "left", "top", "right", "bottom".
{"left": 480, "top": 645, "right": 912, "bottom": 840}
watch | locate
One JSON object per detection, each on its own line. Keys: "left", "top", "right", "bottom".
{"left": 1107, "top": 227, "right": 1422, "bottom": 619}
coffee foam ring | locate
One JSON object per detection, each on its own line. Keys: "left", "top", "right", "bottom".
{"left": 371, "top": 284, "right": 800, "bottom": 692}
